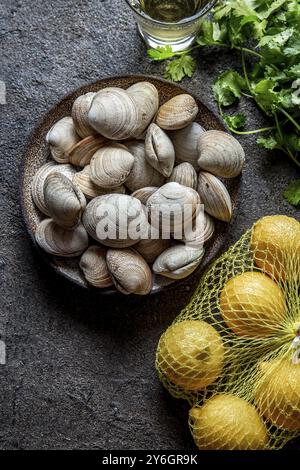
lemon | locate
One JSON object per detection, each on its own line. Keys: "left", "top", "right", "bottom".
{"left": 157, "top": 320, "right": 224, "bottom": 391}
{"left": 255, "top": 358, "right": 300, "bottom": 430}
{"left": 189, "top": 394, "right": 268, "bottom": 450}
{"left": 220, "top": 271, "right": 286, "bottom": 338}
{"left": 251, "top": 215, "right": 300, "bottom": 281}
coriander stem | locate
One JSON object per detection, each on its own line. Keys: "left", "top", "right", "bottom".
{"left": 229, "top": 127, "right": 276, "bottom": 135}
{"left": 276, "top": 107, "right": 300, "bottom": 132}
{"left": 241, "top": 51, "right": 251, "bottom": 93}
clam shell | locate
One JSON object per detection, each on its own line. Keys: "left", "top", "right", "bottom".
{"left": 145, "top": 123, "right": 175, "bottom": 177}
{"left": 135, "top": 224, "right": 171, "bottom": 263}
{"left": 181, "top": 211, "right": 215, "bottom": 247}
{"left": 35, "top": 219, "right": 89, "bottom": 257}
{"left": 197, "top": 130, "right": 245, "bottom": 178}
{"left": 106, "top": 248, "right": 152, "bottom": 295}
{"left": 153, "top": 244, "right": 205, "bottom": 279}
{"left": 43, "top": 173, "right": 86, "bottom": 229}
{"left": 46, "top": 117, "right": 80, "bottom": 163}
{"left": 80, "top": 245, "right": 113, "bottom": 288}
{"left": 125, "top": 140, "right": 165, "bottom": 192}
{"left": 31, "top": 162, "right": 76, "bottom": 216}
{"left": 73, "top": 165, "right": 126, "bottom": 199}
{"left": 169, "top": 122, "right": 205, "bottom": 168}
{"left": 197, "top": 171, "right": 232, "bottom": 222}
{"left": 127, "top": 82, "right": 159, "bottom": 138}
{"left": 82, "top": 194, "right": 148, "bottom": 248}
{"left": 167, "top": 162, "right": 197, "bottom": 190}
{"left": 71, "top": 92, "right": 97, "bottom": 138}
{"left": 90, "top": 144, "right": 134, "bottom": 189}
{"left": 146, "top": 182, "right": 200, "bottom": 238}
{"left": 131, "top": 187, "right": 159, "bottom": 206}
{"left": 156, "top": 94, "right": 198, "bottom": 131}
{"left": 88, "top": 87, "right": 140, "bottom": 140}
{"left": 68, "top": 135, "right": 108, "bottom": 167}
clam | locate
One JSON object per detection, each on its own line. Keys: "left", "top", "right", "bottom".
{"left": 106, "top": 248, "right": 152, "bottom": 295}
{"left": 153, "top": 244, "right": 205, "bottom": 279}
{"left": 71, "top": 92, "right": 97, "bottom": 138}
{"left": 73, "top": 165, "right": 125, "bottom": 199}
{"left": 156, "top": 94, "right": 198, "bottom": 131}
{"left": 43, "top": 173, "right": 86, "bottom": 229}
{"left": 135, "top": 224, "right": 171, "bottom": 263}
{"left": 31, "top": 162, "right": 76, "bottom": 216}
{"left": 88, "top": 87, "right": 140, "bottom": 140}
{"left": 197, "top": 171, "right": 232, "bottom": 222}
{"left": 167, "top": 162, "right": 197, "bottom": 190}
{"left": 146, "top": 182, "right": 200, "bottom": 238}
{"left": 68, "top": 135, "right": 108, "bottom": 167}
{"left": 169, "top": 122, "right": 205, "bottom": 168}
{"left": 131, "top": 186, "right": 159, "bottom": 206}
{"left": 145, "top": 123, "right": 175, "bottom": 177}
{"left": 181, "top": 211, "right": 215, "bottom": 247}
{"left": 82, "top": 194, "right": 148, "bottom": 248}
{"left": 127, "top": 82, "right": 159, "bottom": 138}
{"left": 35, "top": 219, "right": 89, "bottom": 257}
{"left": 197, "top": 130, "right": 245, "bottom": 178}
{"left": 46, "top": 117, "right": 80, "bottom": 163}
{"left": 125, "top": 140, "right": 165, "bottom": 192}
{"left": 90, "top": 144, "right": 134, "bottom": 189}
{"left": 80, "top": 245, "right": 113, "bottom": 288}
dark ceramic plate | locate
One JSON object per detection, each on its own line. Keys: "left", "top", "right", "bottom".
{"left": 21, "top": 75, "right": 241, "bottom": 294}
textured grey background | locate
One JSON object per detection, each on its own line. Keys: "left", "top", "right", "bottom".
{"left": 0, "top": 0, "right": 299, "bottom": 450}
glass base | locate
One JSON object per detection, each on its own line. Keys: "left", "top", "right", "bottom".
{"left": 138, "top": 25, "right": 197, "bottom": 52}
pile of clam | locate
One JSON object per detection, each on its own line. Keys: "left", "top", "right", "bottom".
{"left": 31, "top": 81, "right": 245, "bottom": 295}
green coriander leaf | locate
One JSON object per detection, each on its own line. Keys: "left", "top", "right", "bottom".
{"left": 197, "top": 20, "right": 226, "bottom": 46}
{"left": 283, "top": 133, "right": 300, "bottom": 153}
{"left": 283, "top": 180, "right": 300, "bottom": 206}
{"left": 147, "top": 46, "right": 174, "bottom": 61}
{"left": 258, "top": 28, "right": 294, "bottom": 48}
{"left": 223, "top": 113, "right": 246, "bottom": 130}
{"left": 213, "top": 70, "right": 246, "bottom": 106}
{"left": 253, "top": 79, "right": 279, "bottom": 114}
{"left": 257, "top": 135, "right": 279, "bottom": 149}
{"left": 164, "top": 55, "right": 196, "bottom": 82}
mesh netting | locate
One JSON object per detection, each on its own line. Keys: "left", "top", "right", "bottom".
{"left": 156, "top": 215, "right": 300, "bottom": 450}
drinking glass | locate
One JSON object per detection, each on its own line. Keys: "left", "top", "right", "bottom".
{"left": 125, "top": 0, "right": 217, "bottom": 52}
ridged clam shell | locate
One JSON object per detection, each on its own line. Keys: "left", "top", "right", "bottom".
{"left": 82, "top": 194, "right": 148, "bottom": 248}
{"left": 88, "top": 87, "right": 140, "bottom": 140}
{"left": 43, "top": 173, "right": 86, "bottom": 229}
{"left": 46, "top": 117, "right": 80, "bottom": 163}
{"left": 197, "top": 130, "right": 245, "bottom": 178}
{"left": 181, "top": 211, "right": 215, "bottom": 247}
{"left": 31, "top": 162, "right": 76, "bottom": 216}
{"left": 156, "top": 94, "right": 198, "bottom": 131}
{"left": 125, "top": 140, "right": 165, "bottom": 192}
{"left": 127, "top": 82, "right": 159, "bottom": 138}
{"left": 73, "top": 165, "right": 126, "bottom": 199}
{"left": 146, "top": 182, "right": 200, "bottom": 237}
{"left": 106, "top": 248, "right": 152, "bottom": 295}
{"left": 167, "top": 162, "right": 197, "bottom": 190}
{"left": 197, "top": 171, "right": 232, "bottom": 222}
{"left": 145, "top": 124, "right": 175, "bottom": 177}
{"left": 169, "top": 122, "right": 205, "bottom": 168}
{"left": 131, "top": 187, "right": 159, "bottom": 206}
{"left": 135, "top": 224, "right": 171, "bottom": 263}
{"left": 90, "top": 144, "right": 134, "bottom": 189}
{"left": 35, "top": 219, "right": 89, "bottom": 257}
{"left": 80, "top": 246, "right": 113, "bottom": 288}
{"left": 153, "top": 244, "right": 205, "bottom": 279}
{"left": 71, "top": 92, "right": 97, "bottom": 138}
{"left": 68, "top": 135, "right": 108, "bottom": 167}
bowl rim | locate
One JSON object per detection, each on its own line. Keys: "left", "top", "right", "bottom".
{"left": 20, "top": 73, "right": 241, "bottom": 295}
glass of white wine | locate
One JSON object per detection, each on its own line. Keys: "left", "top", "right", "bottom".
{"left": 125, "top": 0, "right": 216, "bottom": 52}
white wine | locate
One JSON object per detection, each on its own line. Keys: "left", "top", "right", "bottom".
{"left": 140, "top": 0, "right": 205, "bottom": 22}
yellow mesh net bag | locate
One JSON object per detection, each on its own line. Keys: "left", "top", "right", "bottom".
{"left": 156, "top": 215, "right": 300, "bottom": 450}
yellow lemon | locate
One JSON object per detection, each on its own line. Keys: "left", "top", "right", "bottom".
{"left": 255, "top": 358, "right": 300, "bottom": 430}
{"left": 251, "top": 215, "right": 300, "bottom": 281}
{"left": 189, "top": 394, "right": 268, "bottom": 450}
{"left": 157, "top": 320, "right": 224, "bottom": 391}
{"left": 220, "top": 271, "right": 286, "bottom": 338}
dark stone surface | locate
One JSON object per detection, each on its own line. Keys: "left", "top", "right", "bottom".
{"left": 0, "top": 0, "right": 299, "bottom": 450}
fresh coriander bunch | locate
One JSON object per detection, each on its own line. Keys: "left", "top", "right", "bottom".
{"left": 148, "top": 0, "right": 300, "bottom": 206}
